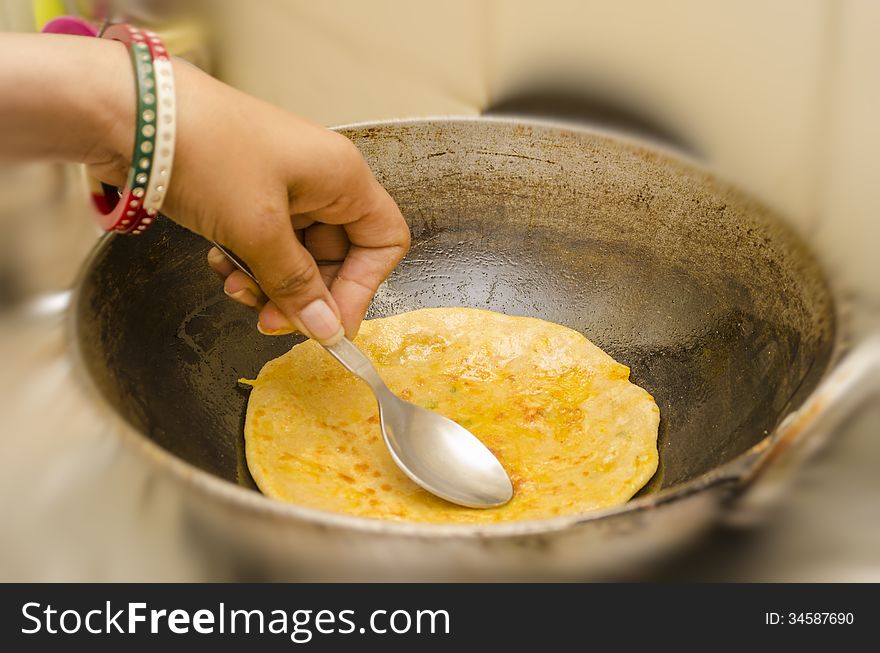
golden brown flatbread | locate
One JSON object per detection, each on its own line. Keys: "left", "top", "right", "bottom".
{"left": 244, "top": 307, "right": 659, "bottom": 523}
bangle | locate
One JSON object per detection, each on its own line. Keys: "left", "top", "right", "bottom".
{"left": 137, "top": 31, "right": 176, "bottom": 232}
{"left": 42, "top": 20, "right": 175, "bottom": 235}
{"left": 94, "top": 25, "right": 157, "bottom": 232}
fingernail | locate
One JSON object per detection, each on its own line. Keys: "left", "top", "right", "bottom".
{"left": 257, "top": 322, "right": 295, "bottom": 336}
{"left": 299, "top": 299, "right": 344, "bottom": 344}
{"left": 259, "top": 303, "right": 297, "bottom": 335}
{"left": 225, "top": 288, "right": 257, "bottom": 308}
{"left": 207, "top": 248, "right": 226, "bottom": 265}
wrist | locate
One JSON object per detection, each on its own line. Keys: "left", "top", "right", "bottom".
{"left": 88, "top": 42, "right": 198, "bottom": 190}
{"left": 80, "top": 37, "right": 137, "bottom": 185}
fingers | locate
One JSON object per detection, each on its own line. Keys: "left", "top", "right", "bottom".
{"left": 330, "top": 186, "right": 410, "bottom": 336}
{"left": 233, "top": 216, "right": 344, "bottom": 344}
{"left": 207, "top": 246, "right": 237, "bottom": 278}
{"left": 208, "top": 247, "right": 268, "bottom": 309}
{"left": 317, "top": 262, "right": 342, "bottom": 288}
{"left": 302, "top": 223, "right": 349, "bottom": 261}
{"left": 302, "top": 224, "right": 347, "bottom": 286}
{"left": 224, "top": 271, "right": 266, "bottom": 308}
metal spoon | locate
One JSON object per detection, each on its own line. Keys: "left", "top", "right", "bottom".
{"left": 212, "top": 242, "right": 513, "bottom": 508}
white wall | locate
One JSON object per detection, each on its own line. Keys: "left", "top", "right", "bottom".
{"left": 212, "top": 0, "right": 878, "bottom": 308}
{"left": 814, "top": 0, "right": 879, "bottom": 319}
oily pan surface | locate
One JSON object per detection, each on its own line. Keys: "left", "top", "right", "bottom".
{"left": 244, "top": 307, "right": 660, "bottom": 523}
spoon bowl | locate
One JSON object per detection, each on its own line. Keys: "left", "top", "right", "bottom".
{"left": 326, "top": 338, "right": 514, "bottom": 508}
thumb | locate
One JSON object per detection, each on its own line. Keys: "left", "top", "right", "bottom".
{"left": 234, "top": 222, "right": 344, "bottom": 344}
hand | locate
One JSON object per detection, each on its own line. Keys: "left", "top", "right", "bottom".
{"left": 90, "top": 51, "right": 410, "bottom": 343}
{"left": 0, "top": 34, "right": 409, "bottom": 341}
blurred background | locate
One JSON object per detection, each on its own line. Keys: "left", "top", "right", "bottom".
{"left": 0, "top": 0, "right": 877, "bottom": 580}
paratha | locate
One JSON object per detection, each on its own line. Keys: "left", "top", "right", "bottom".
{"left": 244, "top": 307, "right": 659, "bottom": 523}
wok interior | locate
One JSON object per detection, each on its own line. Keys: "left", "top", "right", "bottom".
{"left": 74, "top": 119, "right": 835, "bottom": 498}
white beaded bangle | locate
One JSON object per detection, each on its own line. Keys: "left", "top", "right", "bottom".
{"left": 142, "top": 42, "right": 176, "bottom": 217}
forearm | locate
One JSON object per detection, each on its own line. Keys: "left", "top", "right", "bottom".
{"left": 0, "top": 32, "right": 133, "bottom": 169}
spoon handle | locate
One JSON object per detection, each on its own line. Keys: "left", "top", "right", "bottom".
{"left": 323, "top": 337, "right": 387, "bottom": 394}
